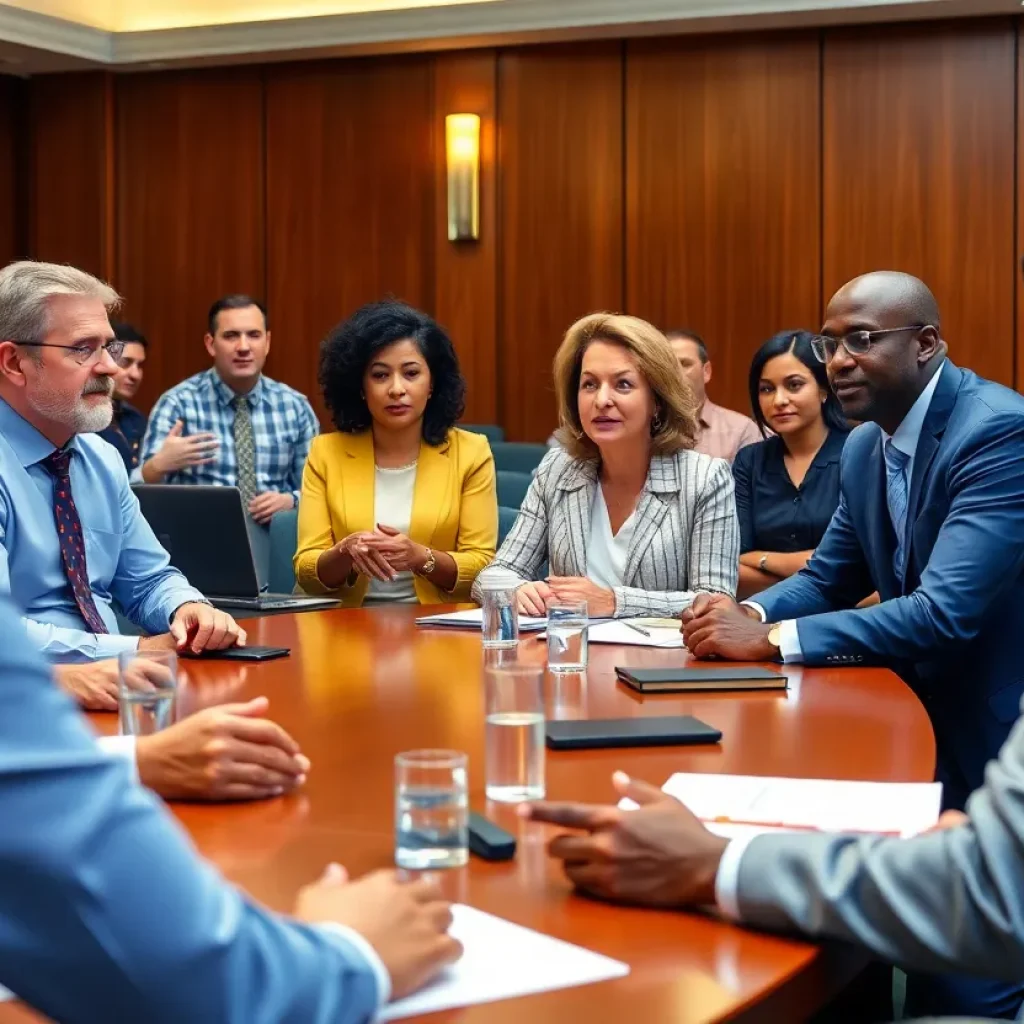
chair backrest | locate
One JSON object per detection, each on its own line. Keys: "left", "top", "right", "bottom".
{"left": 460, "top": 423, "right": 505, "bottom": 443}
{"left": 268, "top": 508, "right": 299, "bottom": 594}
{"left": 489, "top": 441, "right": 548, "bottom": 474}
{"left": 498, "top": 505, "right": 519, "bottom": 545}
{"left": 496, "top": 470, "right": 532, "bottom": 509}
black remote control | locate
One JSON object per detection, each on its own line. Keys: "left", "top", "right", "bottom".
{"left": 468, "top": 811, "right": 517, "bottom": 861}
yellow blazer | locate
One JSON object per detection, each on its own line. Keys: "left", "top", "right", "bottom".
{"left": 294, "top": 427, "right": 497, "bottom": 606}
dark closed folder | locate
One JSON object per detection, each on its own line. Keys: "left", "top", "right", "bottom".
{"left": 615, "top": 666, "right": 788, "bottom": 694}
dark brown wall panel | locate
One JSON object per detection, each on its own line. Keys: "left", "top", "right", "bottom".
{"left": 824, "top": 19, "right": 1016, "bottom": 385}
{"left": 115, "top": 68, "right": 266, "bottom": 413}
{"left": 265, "top": 57, "right": 435, "bottom": 424}
{"left": 433, "top": 51, "right": 498, "bottom": 425}
{"left": 0, "top": 75, "right": 25, "bottom": 269}
{"left": 29, "top": 72, "right": 112, "bottom": 278}
{"left": 626, "top": 33, "right": 822, "bottom": 420}
{"left": 498, "top": 43, "right": 624, "bottom": 442}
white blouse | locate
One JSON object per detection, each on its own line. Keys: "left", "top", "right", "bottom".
{"left": 365, "top": 462, "right": 419, "bottom": 605}
{"left": 586, "top": 486, "right": 636, "bottom": 590}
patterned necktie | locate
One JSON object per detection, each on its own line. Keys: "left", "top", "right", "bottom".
{"left": 40, "top": 448, "right": 109, "bottom": 634}
{"left": 232, "top": 395, "right": 257, "bottom": 507}
{"left": 883, "top": 438, "right": 910, "bottom": 582}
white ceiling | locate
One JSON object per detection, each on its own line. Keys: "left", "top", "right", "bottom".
{"left": 0, "top": 0, "right": 1016, "bottom": 72}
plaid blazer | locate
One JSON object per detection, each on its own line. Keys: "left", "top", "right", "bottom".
{"left": 475, "top": 446, "right": 738, "bottom": 617}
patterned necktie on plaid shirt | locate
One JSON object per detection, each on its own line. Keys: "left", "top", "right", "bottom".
{"left": 232, "top": 395, "right": 258, "bottom": 507}
{"left": 40, "top": 448, "right": 108, "bottom": 634}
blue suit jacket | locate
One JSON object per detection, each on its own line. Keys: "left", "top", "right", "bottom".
{"left": 0, "top": 595, "right": 381, "bottom": 1023}
{"left": 756, "top": 363, "right": 1024, "bottom": 807}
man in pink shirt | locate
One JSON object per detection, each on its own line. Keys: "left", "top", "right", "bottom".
{"left": 667, "top": 329, "right": 761, "bottom": 463}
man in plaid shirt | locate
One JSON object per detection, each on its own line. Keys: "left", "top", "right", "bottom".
{"left": 138, "top": 295, "right": 319, "bottom": 524}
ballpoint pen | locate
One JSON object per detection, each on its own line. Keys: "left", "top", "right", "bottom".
{"left": 623, "top": 621, "right": 651, "bottom": 638}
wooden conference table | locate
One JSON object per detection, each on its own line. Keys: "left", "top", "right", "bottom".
{"left": 2, "top": 606, "right": 935, "bottom": 1023}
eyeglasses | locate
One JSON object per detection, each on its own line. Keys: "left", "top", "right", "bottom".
{"left": 810, "top": 326, "right": 927, "bottom": 364}
{"left": 14, "top": 339, "right": 125, "bottom": 366}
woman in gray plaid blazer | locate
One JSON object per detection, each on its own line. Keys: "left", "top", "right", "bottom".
{"left": 473, "top": 313, "right": 739, "bottom": 619}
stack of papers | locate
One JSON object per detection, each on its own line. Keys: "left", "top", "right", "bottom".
{"left": 587, "top": 620, "right": 684, "bottom": 648}
{"left": 622, "top": 773, "right": 942, "bottom": 838}
{"left": 381, "top": 905, "right": 629, "bottom": 1020}
{"left": 415, "top": 609, "right": 548, "bottom": 632}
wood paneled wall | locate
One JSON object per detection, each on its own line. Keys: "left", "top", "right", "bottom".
{"left": 18, "top": 16, "right": 1024, "bottom": 438}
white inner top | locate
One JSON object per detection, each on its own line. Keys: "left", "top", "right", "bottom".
{"left": 586, "top": 486, "right": 636, "bottom": 590}
{"left": 365, "top": 462, "right": 419, "bottom": 605}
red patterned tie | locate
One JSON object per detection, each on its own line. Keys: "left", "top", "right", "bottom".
{"left": 41, "top": 448, "right": 109, "bottom": 635}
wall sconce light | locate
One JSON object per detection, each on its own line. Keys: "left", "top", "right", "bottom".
{"left": 445, "top": 113, "right": 480, "bottom": 242}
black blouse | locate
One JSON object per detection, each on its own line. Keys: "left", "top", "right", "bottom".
{"left": 732, "top": 429, "right": 848, "bottom": 554}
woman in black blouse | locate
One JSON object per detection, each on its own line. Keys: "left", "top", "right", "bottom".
{"left": 733, "top": 330, "right": 850, "bottom": 599}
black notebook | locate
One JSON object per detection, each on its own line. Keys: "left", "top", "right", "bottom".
{"left": 615, "top": 666, "right": 788, "bottom": 694}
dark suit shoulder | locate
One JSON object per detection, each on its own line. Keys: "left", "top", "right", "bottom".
{"left": 838, "top": 421, "right": 883, "bottom": 464}
{"left": 954, "top": 368, "right": 1024, "bottom": 421}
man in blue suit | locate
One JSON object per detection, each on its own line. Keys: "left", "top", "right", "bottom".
{"left": 681, "top": 271, "right": 1024, "bottom": 1018}
{"left": 0, "top": 593, "right": 461, "bottom": 1021}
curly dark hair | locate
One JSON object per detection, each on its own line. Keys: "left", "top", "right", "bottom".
{"left": 319, "top": 300, "right": 466, "bottom": 446}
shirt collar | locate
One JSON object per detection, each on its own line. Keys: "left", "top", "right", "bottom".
{"left": 885, "top": 359, "right": 946, "bottom": 459}
{"left": 210, "top": 368, "right": 264, "bottom": 409}
{"left": 0, "top": 395, "right": 81, "bottom": 468}
{"left": 698, "top": 400, "right": 716, "bottom": 430}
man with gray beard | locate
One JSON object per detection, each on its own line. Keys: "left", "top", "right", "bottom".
{"left": 0, "top": 261, "right": 242, "bottom": 661}
{"left": 0, "top": 262, "right": 315, "bottom": 804}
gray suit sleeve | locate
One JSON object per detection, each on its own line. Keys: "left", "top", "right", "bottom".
{"left": 734, "top": 702, "right": 1024, "bottom": 980}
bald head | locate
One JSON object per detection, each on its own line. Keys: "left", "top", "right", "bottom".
{"left": 820, "top": 271, "right": 947, "bottom": 434}
{"left": 827, "top": 272, "right": 941, "bottom": 331}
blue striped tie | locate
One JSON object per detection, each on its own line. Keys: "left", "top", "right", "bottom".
{"left": 884, "top": 438, "right": 910, "bottom": 582}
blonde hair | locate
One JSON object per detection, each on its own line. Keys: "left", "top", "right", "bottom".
{"left": 553, "top": 312, "right": 698, "bottom": 460}
{"left": 0, "top": 261, "right": 121, "bottom": 347}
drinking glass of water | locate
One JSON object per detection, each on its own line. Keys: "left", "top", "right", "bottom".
{"left": 394, "top": 750, "right": 469, "bottom": 870}
{"left": 485, "top": 662, "right": 545, "bottom": 803}
{"left": 546, "top": 601, "right": 588, "bottom": 673}
{"left": 117, "top": 650, "right": 177, "bottom": 737}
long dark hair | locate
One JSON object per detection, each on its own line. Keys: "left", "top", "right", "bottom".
{"left": 319, "top": 300, "right": 466, "bottom": 446}
{"left": 747, "top": 330, "right": 849, "bottom": 438}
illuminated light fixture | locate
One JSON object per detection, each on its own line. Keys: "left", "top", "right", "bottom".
{"left": 445, "top": 113, "right": 481, "bottom": 242}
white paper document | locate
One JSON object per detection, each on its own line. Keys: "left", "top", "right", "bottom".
{"left": 378, "top": 904, "right": 629, "bottom": 1021}
{"left": 622, "top": 772, "right": 942, "bottom": 838}
{"left": 415, "top": 609, "right": 548, "bottom": 632}
{"left": 587, "top": 620, "right": 684, "bottom": 648}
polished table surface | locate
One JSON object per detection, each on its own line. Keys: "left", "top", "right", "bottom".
{"left": 2, "top": 606, "right": 936, "bottom": 1023}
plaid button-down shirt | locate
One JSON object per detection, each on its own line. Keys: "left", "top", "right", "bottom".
{"left": 138, "top": 369, "right": 319, "bottom": 502}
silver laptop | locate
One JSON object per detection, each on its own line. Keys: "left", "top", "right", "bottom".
{"left": 132, "top": 484, "right": 341, "bottom": 613}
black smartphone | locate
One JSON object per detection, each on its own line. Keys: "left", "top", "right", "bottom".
{"left": 184, "top": 645, "right": 291, "bottom": 662}
{"left": 545, "top": 715, "right": 721, "bottom": 751}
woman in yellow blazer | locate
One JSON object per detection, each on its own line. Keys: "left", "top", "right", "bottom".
{"left": 294, "top": 300, "right": 497, "bottom": 606}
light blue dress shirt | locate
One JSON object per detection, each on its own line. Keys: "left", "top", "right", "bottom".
{"left": 0, "top": 594, "right": 387, "bottom": 1022}
{"left": 745, "top": 361, "right": 947, "bottom": 663}
{"left": 0, "top": 396, "right": 205, "bottom": 662}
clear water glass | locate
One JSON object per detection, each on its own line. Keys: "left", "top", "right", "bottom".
{"left": 546, "top": 601, "right": 588, "bottom": 673}
{"left": 485, "top": 662, "right": 545, "bottom": 803}
{"left": 478, "top": 567, "right": 521, "bottom": 649}
{"left": 395, "top": 750, "right": 469, "bottom": 870}
{"left": 117, "top": 650, "right": 178, "bottom": 736}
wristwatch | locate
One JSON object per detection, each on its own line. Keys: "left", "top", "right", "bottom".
{"left": 418, "top": 549, "right": 437, "bottom": 577}
{"left": 767, "top": 622, "right": 782, "bottom": 659}
{"left": 758, "top": 554, "right": 769, "bottom": 573}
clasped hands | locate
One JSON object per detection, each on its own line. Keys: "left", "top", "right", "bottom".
{"left": 338, "top": 525, "right": 429, "bottom": 582}
{"left": 516, "top": 578, "right": 616, "bottom": 618}
{"left": 681, "top": 593, "right": 777, "bottom": 661}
